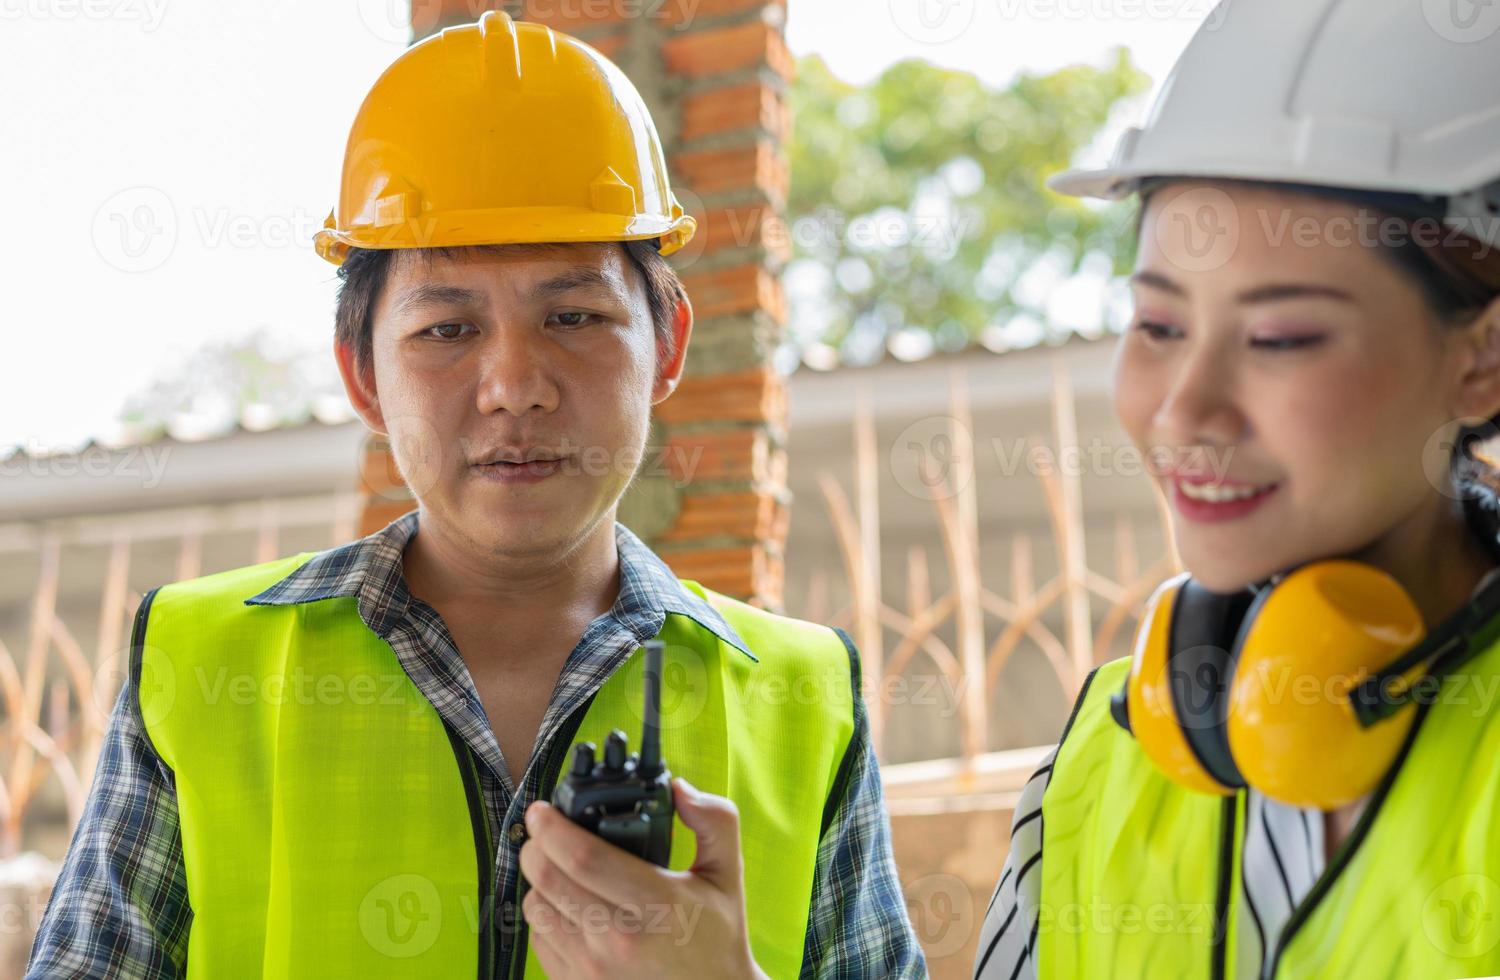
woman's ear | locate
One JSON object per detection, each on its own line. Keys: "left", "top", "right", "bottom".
{"left": 650, "top": 294, "right": 694, "bottom": 406}
{"left": 334, "top": 338, "right": 386, "bottom": 435}
{"left": 1453, "top": 294, "right": 1500, "bottom": 423}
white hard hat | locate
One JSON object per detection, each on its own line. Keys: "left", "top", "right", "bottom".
{"left": 1048, "top": 0, "right": 1500, "bottom": 248}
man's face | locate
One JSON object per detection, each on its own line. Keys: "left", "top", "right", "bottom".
{"left": 342, "top": 243, "right": 686, "bottom": 561}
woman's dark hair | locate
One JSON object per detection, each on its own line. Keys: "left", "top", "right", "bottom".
{"left": 332, "top": 238, "right": 687, "bottom": 385}
{"left": 1392, "top": 230, "right": 1500, "bottom": 563}
{"left": 1135, "top": 179, "right": 1500, "bottom": 560}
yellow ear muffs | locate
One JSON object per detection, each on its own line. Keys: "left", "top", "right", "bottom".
{"left": 1227, "top": 561, "right": 1425, "bottom": 810}
{"left": 1115, "top": 560, "right": 1500, "bottom": 809}
{"left": 1113, "top": 561, "right": 1434, "bottom": 810}
{"left": 1113, "top": 572, "right": 1248, "bottom": 797}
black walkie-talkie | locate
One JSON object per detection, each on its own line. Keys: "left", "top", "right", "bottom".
{"left": 554, "top": 639, "right": 674, "bottom": 866}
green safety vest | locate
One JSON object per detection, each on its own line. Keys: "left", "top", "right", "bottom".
{"left": 1036, "top": 643, "right": 1500, "bottom": 979}
{"left": 132, "top": 551, "right": 857, "bottom": 979}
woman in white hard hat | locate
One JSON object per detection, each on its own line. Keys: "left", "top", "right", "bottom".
{"left": 976, "top": 1, "right": 1500, "bottom": 977}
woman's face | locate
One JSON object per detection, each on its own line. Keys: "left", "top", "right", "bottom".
{"left": 1115, "top": 180, "right": 1476, "bottom": 592}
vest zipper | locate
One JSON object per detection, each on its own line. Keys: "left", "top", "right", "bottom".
{"left": 506, "top": 691, "right": 600, "bottom": 979}
{"left": 444, "top": 722, "right": 497, "bottom": 980}
{"left": 1211, "top": 793, "right": 1238, "bottom": 980}
{"left": 1259, "top": 694, "right": 1438, "bottom": 979}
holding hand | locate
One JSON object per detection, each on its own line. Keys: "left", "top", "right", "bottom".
{"left": 520, "top": 776, "right": 770, "bottom": 980}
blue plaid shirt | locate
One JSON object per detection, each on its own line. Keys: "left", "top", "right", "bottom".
{"left": 26, "top": 509, "right": 925, "bottom": 978}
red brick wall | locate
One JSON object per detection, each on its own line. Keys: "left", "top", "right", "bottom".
{"left": 358, "top": 0, "right": 794, "bottom": 609}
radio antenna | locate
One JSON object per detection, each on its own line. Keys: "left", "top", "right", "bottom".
{"left": 638, "top": 640, "right": 664, "bottom": 778}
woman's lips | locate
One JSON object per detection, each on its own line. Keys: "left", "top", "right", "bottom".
{"left": 1169, "top": 478, "right": 1281, "bottom": 523}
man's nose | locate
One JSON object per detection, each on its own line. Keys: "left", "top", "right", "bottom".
{"left": 474, "top": 329, "right": 562, "bottom": 417}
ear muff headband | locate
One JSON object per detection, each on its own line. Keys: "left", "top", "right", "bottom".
{"left": 1169, "top": 579, "right": 1254, "bottom": 791}
{"left": 1118, "top": 575, "right": 1236, "bottom": 797}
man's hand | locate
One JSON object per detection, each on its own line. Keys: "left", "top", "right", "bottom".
{"left": 519, "top": 777, "right": 770, "bottom": 980}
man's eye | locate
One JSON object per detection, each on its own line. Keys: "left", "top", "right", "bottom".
{"left": 424, "top": 323, "right": 472, "bottom": 341}
{"left": 549, "top": 311, "right": 599, "bottom": 328}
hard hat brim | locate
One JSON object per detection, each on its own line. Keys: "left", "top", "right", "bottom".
{"left": 1048, "top": 161, "right": 1466, "bottom": 202}
{"left": 1046, "top": 166, "right": 1139, "bottom": 200}
{"left": 314, "top": 207, "right": 696, "bottom": 267}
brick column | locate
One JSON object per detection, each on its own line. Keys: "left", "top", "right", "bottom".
{"left": 356, "top": 0, "right": 794, "bottom": 609}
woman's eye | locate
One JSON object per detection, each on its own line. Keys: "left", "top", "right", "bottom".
{"left": 1132, "top": 319, "right": 1180, "bottom": 342}
{"left": 549, "top": 311, "right": 599, "bottom": 329}
{"left": 423, "top": 323, "right": 472, "bottom": 341}
{"left": 1250, "top": 335, "right": 1325, "bottom": 351}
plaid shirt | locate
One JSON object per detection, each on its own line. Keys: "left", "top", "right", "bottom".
{"left": 26, "top": 509, "right": 925, "bottom": 979}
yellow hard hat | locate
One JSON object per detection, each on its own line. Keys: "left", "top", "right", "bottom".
{"left": 314, "top": 10, "right": 696, "bottom": 267}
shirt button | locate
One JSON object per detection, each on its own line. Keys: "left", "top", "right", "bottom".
{"left": 508, "top": 823, "right": 528, "bottom": 846}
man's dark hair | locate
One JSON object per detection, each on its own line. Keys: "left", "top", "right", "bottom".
{"left": 333, "top": 239, "right": 686, "bottom": 384}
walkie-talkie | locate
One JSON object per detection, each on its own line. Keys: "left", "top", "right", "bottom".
{"left": 554, "top": 639, "right": 674, "bottom": 866}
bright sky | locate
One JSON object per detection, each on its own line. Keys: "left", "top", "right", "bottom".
{"left": 0, "top": 0, "right": 1212, "bottom": 455}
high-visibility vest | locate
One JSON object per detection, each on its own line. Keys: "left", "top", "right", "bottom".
{"left": 134, "top": 551, "right": 857, "bottom": 979}
{"left": 1035, "top": 643, "right": 1500, "bottom": 979}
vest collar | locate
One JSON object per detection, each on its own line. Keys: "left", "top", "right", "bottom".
{"left": 242, "top": 509, "right": 756, "bottom": 662}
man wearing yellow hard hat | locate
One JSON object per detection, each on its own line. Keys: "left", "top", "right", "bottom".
{"left": 26, "top": 12, "right": 925, "bottom": 979}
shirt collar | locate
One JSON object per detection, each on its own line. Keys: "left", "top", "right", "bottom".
{"left": 243, "top": 509, "right": 756, "bottom": 661}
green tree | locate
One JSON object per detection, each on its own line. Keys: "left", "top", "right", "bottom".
{"left": 786, "top": 51, "right": 1149, "bottom": 360}
{"left": 116, "top": 327, "right": 344, "bottom": 443}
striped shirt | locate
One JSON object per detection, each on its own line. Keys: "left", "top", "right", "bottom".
{"left": 976, "top": 566, "right": 1500, "bottom": 980}
{"left": 26, "top": 508, "right": 925, "bottom": 979}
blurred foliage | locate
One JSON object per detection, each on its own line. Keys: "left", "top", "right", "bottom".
{"left": 786, "top": 50, "right": 1149, "bottom": 358}
{"left": 116, "top": 327, "right": 343, "bottom": 443}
